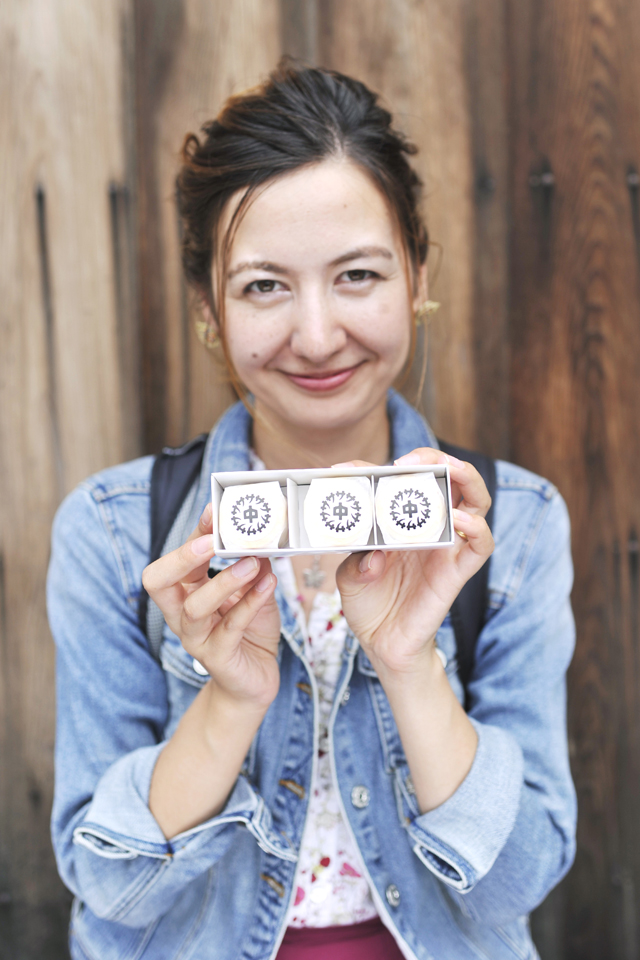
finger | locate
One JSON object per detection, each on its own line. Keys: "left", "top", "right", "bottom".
{"left": 451, "top": 509, "right": 494, "bottom": 577}
{"left": 142, "top": 531, "right": 216, "bottom": 596}
{"left": 336, "top": 549, "right": 386, "bottom": 595}
{"left": 183, "top": 502, "right": 213, "bottom": 544}
{"left": 396, "top": 448, "right": 491, "bottom": 518}
{"left": 394, "top": 448, "right": 441, "bottom": 467}
{"left": 216, "top": 558, "right": 273, "bottom": 614}
{"left": 181, "top": 556, "right": 263, "bottom": 630}
{"left": 203, "top": 570, "right": 277, "bottom": 654}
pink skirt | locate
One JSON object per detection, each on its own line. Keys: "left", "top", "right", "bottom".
{"left": 276, "top": 917, "right": 405, "bottom": 960}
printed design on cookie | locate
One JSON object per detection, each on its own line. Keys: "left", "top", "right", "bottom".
{"left": 319, "top": 491, "right": 362, "bottom": 534}
{"left": 389, "top": 488, "right": 431, "bottom": 531}
{"left": 231, "top": 493, "right": 272, "bottom": 537}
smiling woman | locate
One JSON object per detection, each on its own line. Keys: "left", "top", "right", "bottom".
{"left": 218, "top": 160, "right": 415, "bottom": 467}
{"left": 48, "top": 62, "right": 576, "bottom": 960}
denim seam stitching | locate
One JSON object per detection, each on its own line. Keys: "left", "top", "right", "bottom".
{"left": 501, "top": 493, "right": 555, "bottom": 602}
{"left": 110, "top": 858, "right": 171, "bottom": 922}
{"left": 74, "top": 825, "right": 171, "bottom": 859}
{"left": 367, "top": 675, "right": 393, "bottom": 773}
{"left": 94, "top": 497, "right": 137, "bottom": 602}
{"left": 174, "top": 866, "right": 216, "bottom": 960}
{"left": 495, "top": 924, "right": 533, "bottom": 960}
{"left": 495, "top": 476, "right": 556, "bottom": 500}
{"left": 85, "top": 481, "right": 151, "bottom": 503}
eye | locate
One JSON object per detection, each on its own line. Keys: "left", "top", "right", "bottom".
{"left": 339, "top": 269, "right": 378, "bottom": 284}
{"left": 245, "top": 278, "right": 285, "bottom": 294}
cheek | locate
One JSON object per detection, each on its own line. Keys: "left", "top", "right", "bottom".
{"left": 225, "top": 313, "right": 288, "bottom": 375}
{"left": 356, "top": 301, "right": 412, "bottom": 361}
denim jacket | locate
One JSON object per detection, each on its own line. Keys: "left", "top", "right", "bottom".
{"left": 48, "top": 391, "right": 576, "bottom": 960}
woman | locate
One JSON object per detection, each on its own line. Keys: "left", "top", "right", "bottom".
{"left": 48, "top": 64, "right": 576, "bottom": 960}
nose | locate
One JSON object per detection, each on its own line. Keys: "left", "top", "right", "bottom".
{"left": 289, "top": 290, "right": 347, "bottom": 363}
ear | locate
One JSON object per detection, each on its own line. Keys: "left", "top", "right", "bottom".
{"left": 196, "top": 292, "right": 219, "bottom": 334}
{"left": 412, "top": 262, "right": 429, "bottom": 313}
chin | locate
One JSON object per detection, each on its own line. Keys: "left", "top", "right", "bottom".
{"left": 285, "top": 389, "right": 385, "bottom": 433}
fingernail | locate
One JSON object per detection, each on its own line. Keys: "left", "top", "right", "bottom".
{"left": 359, "top": 551, "right": 374, "bottom": 573}
{"left": 331, "top": 461, "right": 355, "bottom": 469}
{"left": 394, "top": 453, "right": 420, "bottom": 465}
{"left": 201, "top": 503, "right": 212, "bottom": 525}
{"left": 255, "top": 573, "right": 273, "bottom": 593}
{"left": 192, "top": 534, "right": 214, "bottom": 555}
{"left": 231, "top": 556, "right": 259, "bottom": 578}
{"left": 442, "top": 453, "right": 465, "bottom": 467}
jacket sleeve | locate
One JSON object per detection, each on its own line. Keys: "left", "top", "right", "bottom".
{"left": 48, "top": 483, "right": 293, "bottom": 928}
{"left": 403, "top": 486, "right": 576, "bottom": 924}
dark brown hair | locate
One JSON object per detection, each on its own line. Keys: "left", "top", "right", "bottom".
{"left": 177, "top": 61, "right": 428, "bottom": 310}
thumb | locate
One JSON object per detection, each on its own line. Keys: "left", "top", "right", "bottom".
{"left": 336, "top": 550, "right": 386, "bottom": 596}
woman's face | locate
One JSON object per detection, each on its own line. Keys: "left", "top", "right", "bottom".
{"left": 220, "top": 158, "right": 421, "bottom": 437}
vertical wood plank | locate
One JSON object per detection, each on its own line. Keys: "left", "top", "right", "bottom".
{"left": 0, "top": 0, "right": 137, "bottom": 955}
{"left": 134, "top": 0, "right": 281, "bottom": 450}
{"left": 318, "top": 0, "right": 479, "bottom": 447}
{"left": 462, "top": 0, "right": 511, "bottom": 460}
{"left": 283, "top": 0, "right": 510, "bottom": 457}
{"left": 508, "top": 1, "right": 640, "bottom": 956}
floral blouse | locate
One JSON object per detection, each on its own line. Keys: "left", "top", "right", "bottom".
{"left": 273, "top": 558, "right": 379, "bottom": 928}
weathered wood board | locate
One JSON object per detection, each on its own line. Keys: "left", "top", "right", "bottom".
{"left": 135, "top": 0, "right": 281, "bottom": 451}
{"left": 0, "top": 1, "right": 138, "bottom": 956}
{"left": 508, "top": 0, "right": 640, "bottom": 956}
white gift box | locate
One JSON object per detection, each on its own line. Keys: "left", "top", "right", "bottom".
{"left": 212, "top": 464, "right": 454, "bottom": 558}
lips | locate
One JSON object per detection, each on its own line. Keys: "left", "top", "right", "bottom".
{"left": 283, "top": 364, "right": 362, "bottom": 392}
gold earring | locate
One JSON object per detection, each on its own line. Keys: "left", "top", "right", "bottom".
{"left": 415, "top": 300, "right": 440, "bottom": 325}
{"left": 194, "top": 318, "right": 221, "bottom": 350}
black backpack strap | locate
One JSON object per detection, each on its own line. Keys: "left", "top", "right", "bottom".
{"left": 437, "top": 440, "right": 497, "bottom": 707}
{"left": 138, "top": 434, "right": 208, "bottom": 654}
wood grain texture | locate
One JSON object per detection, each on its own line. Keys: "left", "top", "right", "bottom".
{"left": 135, "top": 0, "right": 281, "bottom": 450}
{"left": 2, "top": 1, "right": 640, "bottom": 957}
{"left": 318, "top": 0, "right": 479, "bottom": 447}
{"left": 462, "top": 0, "right": 510, "bottom": 460}
{"left": 508, "top": 0, "right": 640, "bottom": 956}
{"left": 0, "top": 1, "right": 136, "bottom": 955}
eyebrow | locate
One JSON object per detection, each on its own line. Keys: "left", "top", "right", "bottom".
{"left": 227, "top": 246, "right": 394, "bottom": 279}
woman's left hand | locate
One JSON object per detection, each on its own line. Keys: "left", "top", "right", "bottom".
{"left": 335, "top": 448, "right": 494, "bottom": 678}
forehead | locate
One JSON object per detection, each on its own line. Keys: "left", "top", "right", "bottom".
{"left": 222, "top": 159, "right": 404, "bottom": 267}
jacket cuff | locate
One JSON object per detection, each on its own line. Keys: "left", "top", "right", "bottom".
{"left": 405, "top": 719, "right": 523, "bottom": 892}
{"left": 73, "top": 743, "right": 297, "bottom": 863}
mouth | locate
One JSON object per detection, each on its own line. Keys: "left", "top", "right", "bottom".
{"left": 281, "top": 363, "right": 363, "bottom": 392}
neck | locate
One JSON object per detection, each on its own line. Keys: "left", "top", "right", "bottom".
{"left": 252, "top": 398, "right": 391, "bottom": 469}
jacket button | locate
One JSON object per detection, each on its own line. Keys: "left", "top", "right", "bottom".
{"left": 351, "top": 785, "right": 370, "bottom": 809}
{"left": 342, "top": 687, "right": 350, "bottom": 704}
{"left": 192, "top": 658, "right": 209, "bottom": 676}
{"left": 385, "top": 883, "right": 401, "bottom": 908}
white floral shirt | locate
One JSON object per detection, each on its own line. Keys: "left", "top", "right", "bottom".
{"left": 273, "top": 558, "right": 378, "bottom": 928}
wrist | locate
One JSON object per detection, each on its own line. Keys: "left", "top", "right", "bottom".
{"left": 201, "top": 681, "right": 271, "bottom": 754}
{"left": 368, "top": 636, "right": 442, "bottom": 691}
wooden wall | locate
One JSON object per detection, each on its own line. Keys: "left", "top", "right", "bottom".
{"left": 0, "top": 1, "right": 638, "bottom": 957}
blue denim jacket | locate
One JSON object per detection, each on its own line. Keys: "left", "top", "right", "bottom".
{"left": 48, "top": 391, "right": 576, "bottom": 960}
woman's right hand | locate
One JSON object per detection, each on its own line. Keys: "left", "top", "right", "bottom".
{"left": 142, "top": 503, "right": 282, "bottom": 711}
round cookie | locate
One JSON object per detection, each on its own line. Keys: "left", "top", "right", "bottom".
{"left": 219, "top": 481, "right": 288, "bottom": 551}
{"left": 375, "top": 472, "right": 447, "bottom": 544}
{"left": 303, "top": 476, "right": 373, "bottom": 548}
